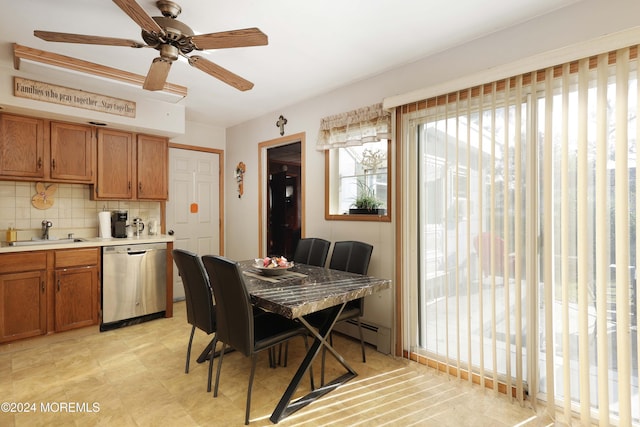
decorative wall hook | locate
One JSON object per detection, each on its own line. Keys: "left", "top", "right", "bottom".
{"left": 276, "top": 115, "right": 288, "bottom": 136}
{"left": 235, "top": 162, "right": 246, "bottom": 198}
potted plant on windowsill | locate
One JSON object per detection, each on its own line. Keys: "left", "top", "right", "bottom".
{"left": 349, "top": 182, "right": 386, "bottom": 215}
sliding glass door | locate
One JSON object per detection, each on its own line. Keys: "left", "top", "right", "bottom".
{"left": 413, "top": 84, "right": 529, "bottom": 400}
{"left": 534, "top": 57, "right": 639, "bottom": 423}
{"left": 405, "top": 46, "right": 640, "bottom": 425}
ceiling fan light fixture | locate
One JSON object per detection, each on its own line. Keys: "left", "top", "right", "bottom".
{"left": 160, "top": 44, "right": 179, "bottom": 61}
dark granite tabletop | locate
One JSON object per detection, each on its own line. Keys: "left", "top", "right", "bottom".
{"left": 238, "top": 260, "right": 392, "bottom": 319}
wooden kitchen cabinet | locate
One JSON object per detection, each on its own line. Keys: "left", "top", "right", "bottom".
{"left": 0, "top": 248, "right": 100, "bottom": 342}
{"left": 95, "top": 128, "right": 134, "bottom": 199}
{"left": 0, "top": 252, "right": 47, "bottom": 343}
{"left": 0, "top": 112, "right": 167, "bottom": 197}
{"left": 93, "top": 130, "right": 167, "bottom": 200}
{"left": 136, "top": 134, "right": 168, "bottom": 200}
{"left": 0, "top": 113, "right": 95, "bottom": 183}
{"left": 54, "top": 267, "right": 98, "bottom": 331}
{"left": 50, "top": 121, "right": 94, "bottom": 182}
{"left": 53, "top": 248, "right": 99, "bottom": 332}
{"left": 0, "top": 113, "right": 46, "bottom": 179}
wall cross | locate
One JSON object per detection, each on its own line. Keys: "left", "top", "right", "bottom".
{"left": 276, "top": 115, "right": 288, "bottom": 136}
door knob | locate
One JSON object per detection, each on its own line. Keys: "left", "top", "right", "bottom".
{"left": 168, "top": 229, "right": 174, "bottom": 236}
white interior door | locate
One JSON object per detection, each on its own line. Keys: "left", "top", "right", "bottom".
{"left": 167, "top": 147, "right": 221, "bottom": 301}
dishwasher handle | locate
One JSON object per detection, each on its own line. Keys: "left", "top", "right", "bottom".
{"left": 127, "top": 250, "right": 148, "bottom": 256}
{"left": 103, "top": 243, "right": 166, "bottom": 256}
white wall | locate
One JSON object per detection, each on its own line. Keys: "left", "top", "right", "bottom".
{"left": 170, "top": 120, "right": 225, "bottom": 150}
{"left": 224, "top": 0, "right": 640, "bottom": 330}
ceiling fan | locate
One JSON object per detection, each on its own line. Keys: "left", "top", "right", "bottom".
{"left": 33, "top": 0, "right": 268, "bottom": 92}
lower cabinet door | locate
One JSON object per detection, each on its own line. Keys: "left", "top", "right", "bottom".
{"left": 55, "top": 266, "right": 98, "bottom": 331}
{"left": 0, "top": 270, "right": 47, "bottom": 342}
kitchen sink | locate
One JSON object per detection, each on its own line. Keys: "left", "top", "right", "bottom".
{"left": 8, "top": 238, "right": 86, "bottom": 247}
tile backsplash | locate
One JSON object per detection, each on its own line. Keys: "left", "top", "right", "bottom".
{"left": 0, "top": 181, "right": 161, "bottom": 241}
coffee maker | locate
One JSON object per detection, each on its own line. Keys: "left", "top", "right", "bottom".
{"left": 111, "top": 210, "right": 128, "bottom": 238}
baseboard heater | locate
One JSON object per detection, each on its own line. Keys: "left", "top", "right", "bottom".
{"left": 332, "top": 319, "right": 391, "bottom": 354}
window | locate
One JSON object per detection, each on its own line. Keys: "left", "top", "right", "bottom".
{"left": 325, "top": 139, "right": 390, "bottom": 220}
{"left": 318, "top": 103, "right": 391, "bottom": 221}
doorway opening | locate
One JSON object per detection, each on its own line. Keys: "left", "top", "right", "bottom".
{"left": 258, "top": 132, "right": 305, "bottom": 259}
{"left": 267, "top": 142, "right": 301, "bottom": 258}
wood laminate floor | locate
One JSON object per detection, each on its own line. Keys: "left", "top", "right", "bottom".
{"left": 0, "top": 301, "right": 553, "bottom": 426}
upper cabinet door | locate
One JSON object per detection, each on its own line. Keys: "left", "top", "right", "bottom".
{"left": 50, "top": 122, "right": 94, "bottom": 182}
{"left": 95, "top": 129, "right": 134, "bottom": 200}
{"left": 136, "top": 134, "right": 168, "bottom": 200}
{"left": 0, "top": 113, "right": 45, "bottom": 179}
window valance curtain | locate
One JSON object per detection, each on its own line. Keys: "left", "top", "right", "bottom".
{"left": 316, "top": 103, "right": 391, "bottom": 150}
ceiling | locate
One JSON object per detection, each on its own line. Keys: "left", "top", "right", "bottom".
{"left": 1, "top": 0, "right": 579, "bottom": 128}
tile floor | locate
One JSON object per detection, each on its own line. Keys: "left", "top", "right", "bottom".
{"left": 0, "top": 302, "right": 554, "bottom": 426}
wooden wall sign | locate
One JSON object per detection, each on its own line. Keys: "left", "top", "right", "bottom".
{"left": 14, "top": 77, "right": 136, "bottom": 118}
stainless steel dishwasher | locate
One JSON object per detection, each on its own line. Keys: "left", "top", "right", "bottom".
{"left": 101, "top": 242, "right": 167, "bottom": 331}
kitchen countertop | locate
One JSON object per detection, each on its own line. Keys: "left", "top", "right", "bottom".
{"left": 0, "top": 235, "right": 174, "bottom": 253}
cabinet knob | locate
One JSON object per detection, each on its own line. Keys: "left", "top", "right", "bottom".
{"left": 37, "top": 157, "right": 42, "bottom": 170}
{"left": 41, "top": 281, "right": 45, "bottom": 293}
{"left": 138, "top": 182, "right": 142, "bottom": 193}
{"left": 52, "top": 159, "right": 56, "bottom": 170}
{"left": 57, "top": 279, "right": 60, "bottom": 292}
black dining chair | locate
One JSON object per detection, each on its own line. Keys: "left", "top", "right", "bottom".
{"left": 305, "top": 240, "right": 373, "bottom": 385}
{"left": 321, "top": 240, "right": 373, "bottom": 358}
{"left": 292, "top": 237, "right": 331, "bottom": 267}
{"left": 172, "top": 248, "right": 218, "bottom": 393}
{"left": 279, "top": 237, "right": 331, "bottom": 365}
{"left": 201, "top": 255, "right": 312, "bottom": 425}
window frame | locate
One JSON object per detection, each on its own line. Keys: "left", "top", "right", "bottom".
{"left": 324, "top": 138, "right": 392, "bottom": 222}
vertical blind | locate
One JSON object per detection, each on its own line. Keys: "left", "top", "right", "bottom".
{"left": 399, "top": 45, "right": 639, "bottom": 425}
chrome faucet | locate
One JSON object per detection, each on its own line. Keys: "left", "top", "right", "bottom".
{"left": 42, "top": 220, "right": 53, "bottom": 240}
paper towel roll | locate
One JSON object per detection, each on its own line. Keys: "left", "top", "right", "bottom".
{"left": 98, "top": 211, "right": 111, "bottom": 238}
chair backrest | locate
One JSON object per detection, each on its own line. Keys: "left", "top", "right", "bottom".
{"left": 172, "top": 249, "right": 216, "bottom": 334}
{"left": 473, "top": 232, "right": 505, "bottom": 277}
{"left": 293, "top": 237, "right": 331, "bottom": 267}
{"left": 329, "top": 241, "right": 373, "bottom": 275}
{"left": 201, "top": 255, "right": 254, "bottom": 357}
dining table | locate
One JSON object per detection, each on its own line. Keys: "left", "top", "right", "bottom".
{"left": 238, "top": 260, "right": 392, "bottom": 424}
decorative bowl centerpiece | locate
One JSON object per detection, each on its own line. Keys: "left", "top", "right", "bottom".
{"left": 253, "top": 256, "right": 294, "bottom": 276}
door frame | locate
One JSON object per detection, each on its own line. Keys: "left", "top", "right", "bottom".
{"left": 258, "top": 132, "right": 305, "bottom": 257}
{"left": 164, "top": 142, "right": 225, "bottom": 255}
